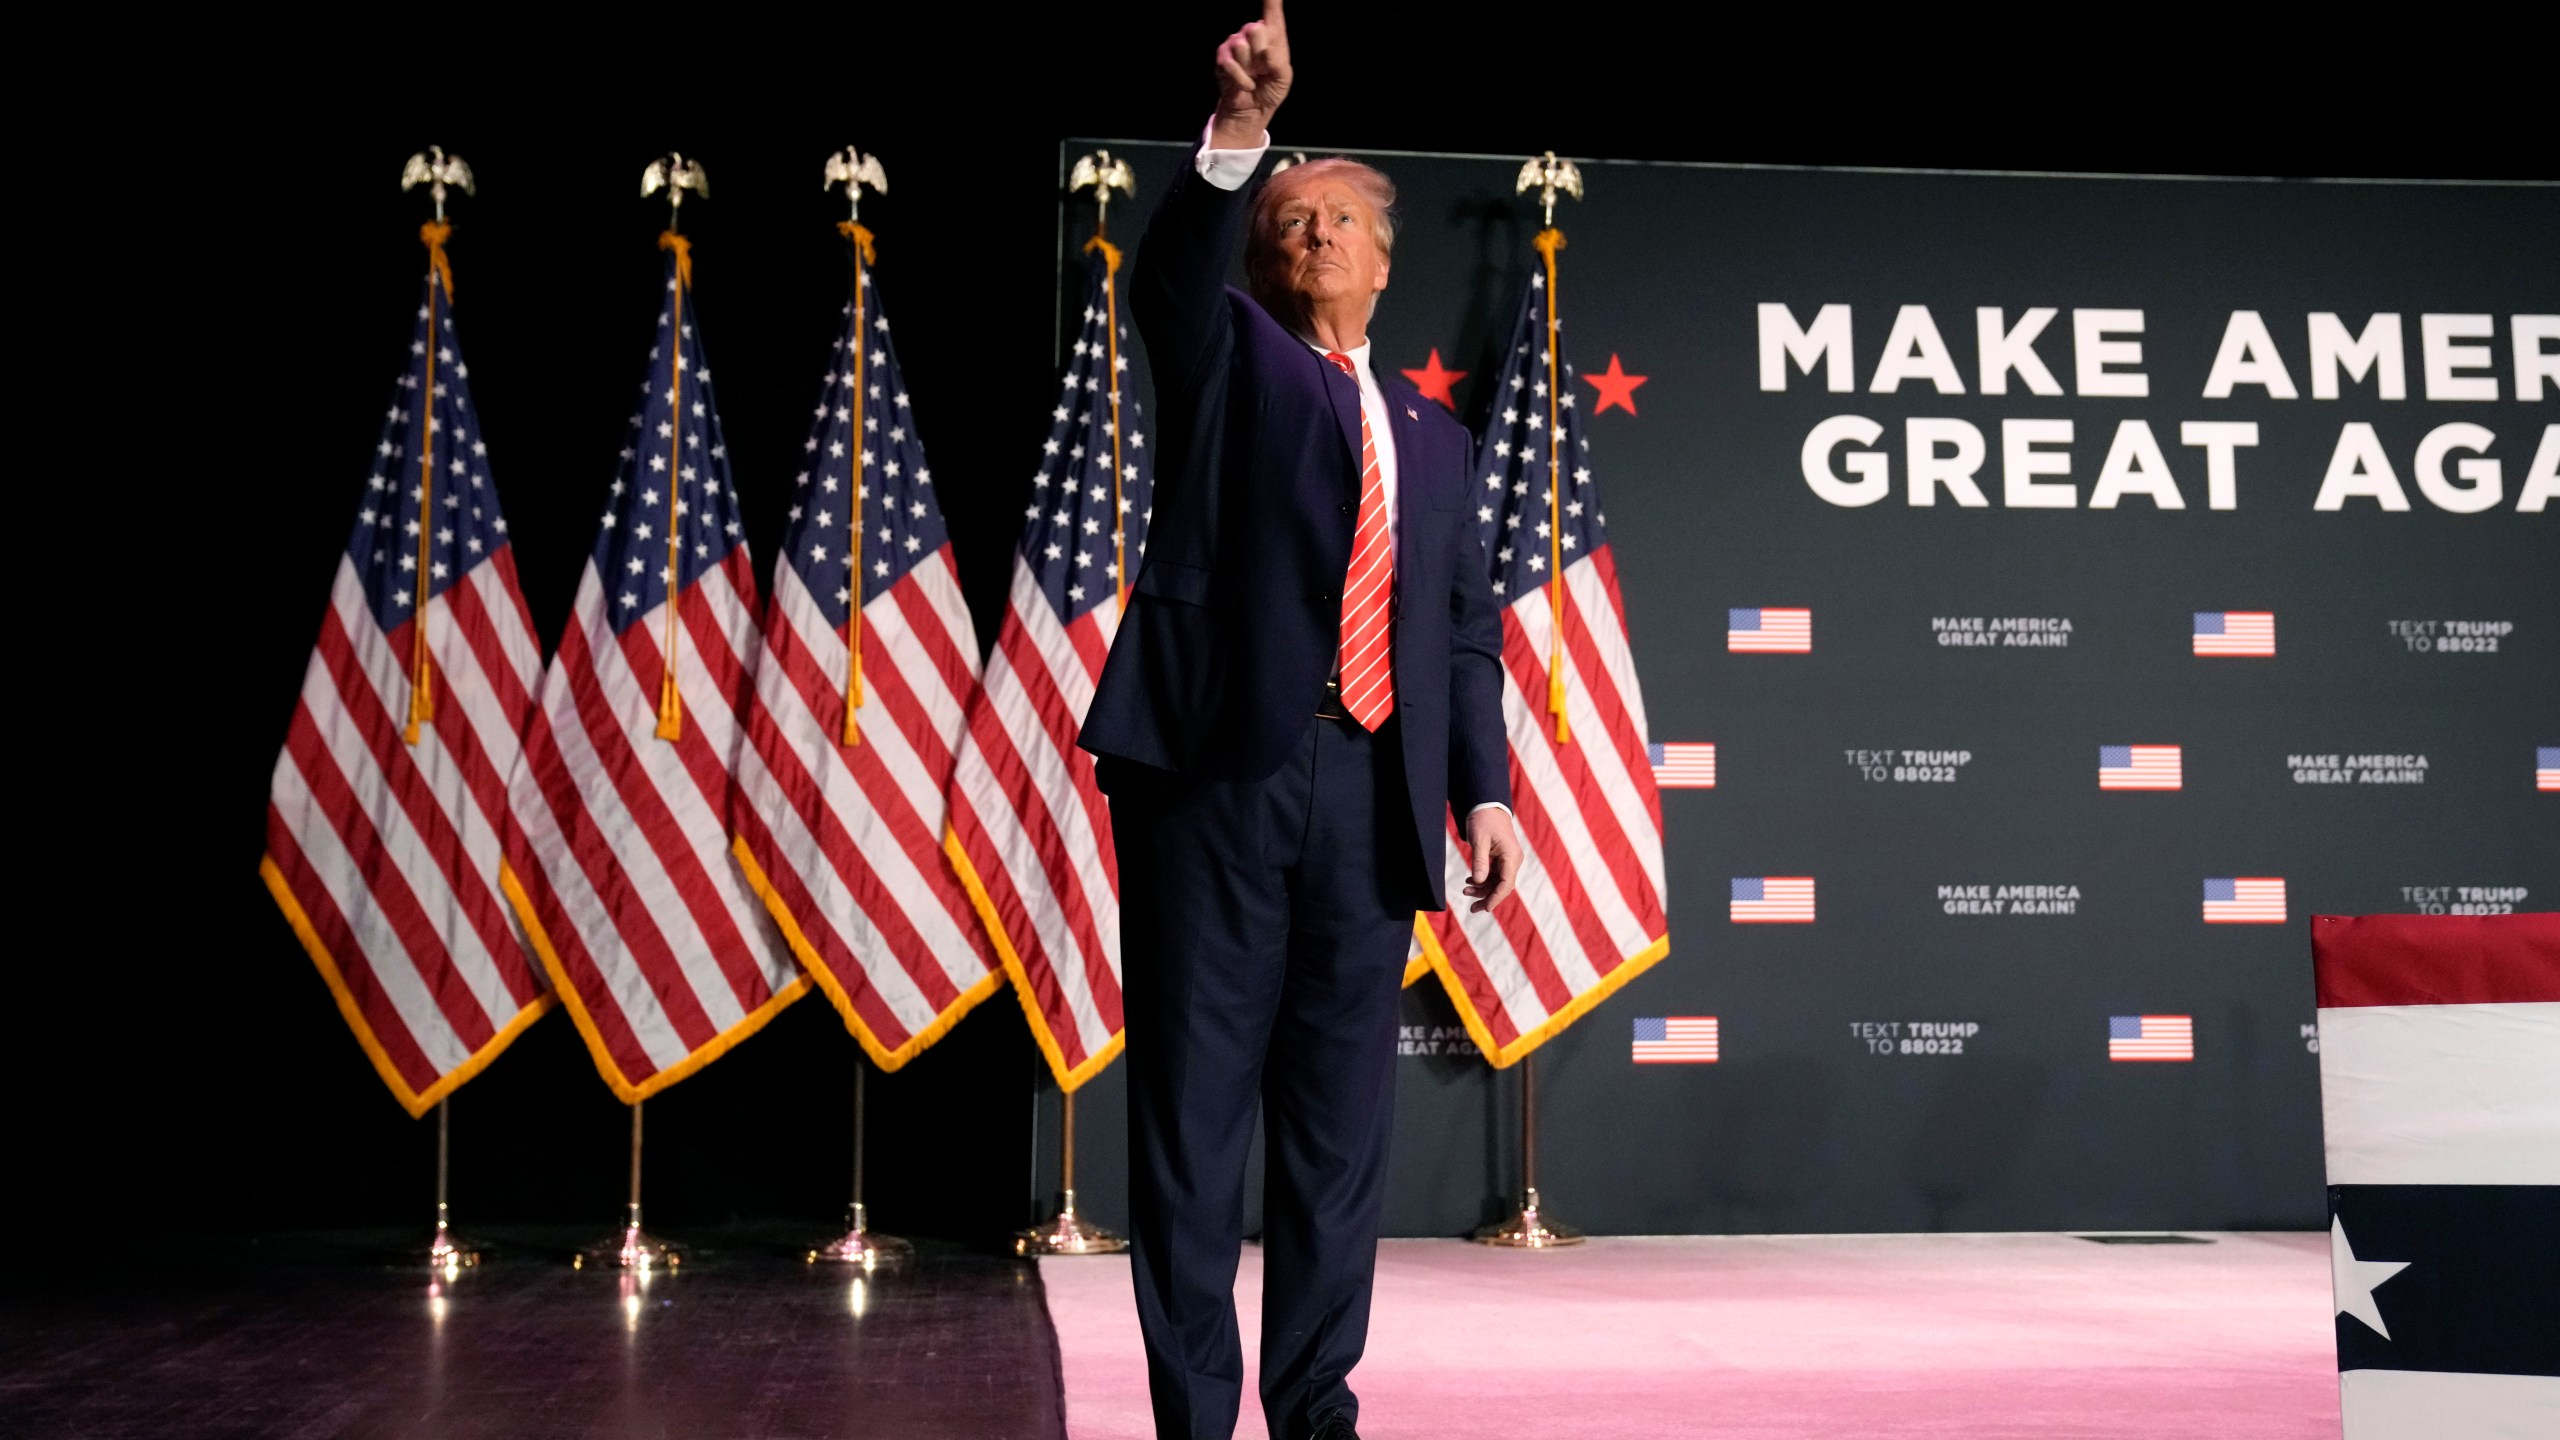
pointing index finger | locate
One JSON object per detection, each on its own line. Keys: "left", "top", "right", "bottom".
{"left": 1262, "top": 0, "right": 1286, "bottom": 32}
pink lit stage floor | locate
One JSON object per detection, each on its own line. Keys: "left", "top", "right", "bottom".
{"left": 1041, "top": 1232, "right": 2340, "bottom": 1439}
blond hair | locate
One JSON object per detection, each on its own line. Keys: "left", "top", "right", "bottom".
{"left": 1245, "top": 158, "right": 1399, "bottom": 316}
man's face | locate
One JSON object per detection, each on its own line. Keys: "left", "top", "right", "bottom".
{"left": 1264, "top": 176, "right": 1390, "bottom": 313}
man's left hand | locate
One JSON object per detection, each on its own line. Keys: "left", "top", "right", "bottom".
{"left": 1462, "top": 807, "right": 1522, "bottom": 914}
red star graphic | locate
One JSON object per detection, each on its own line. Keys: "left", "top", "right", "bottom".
{"left": 1585, "top": 353, "right": 1648, "bottom": 416}
{"left": 1401, "top": 348, "right": 1467, "bottom": 410}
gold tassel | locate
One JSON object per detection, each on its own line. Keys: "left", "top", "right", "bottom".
{"left": 655, "top": 232, "right": 691, "bottom": 742}
{"left": 420, "top": 221, "right": 456, "bottom": 300}
{"left": 404, "top": 224, "right": 455, "bottom": 746}
{"left": 838, "top": 223, "right": 875, "bottom": 746}
{"left": 1534, "top": 227, "right": 1571, "bottom": 744}
{"left": 1084, "top": 236, "right": 1129, "bottom": 612}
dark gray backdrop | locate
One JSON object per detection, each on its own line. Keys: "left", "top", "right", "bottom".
{"left": 1033, "top": 140, "right": 2558, "bottom": 1237}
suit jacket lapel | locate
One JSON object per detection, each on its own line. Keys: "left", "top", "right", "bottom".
{"left": 1382, "top": 372, "right": 1435, "bottom": 611}
{"left": 1385, "top": 373, "right": 1429, "bottom": 504}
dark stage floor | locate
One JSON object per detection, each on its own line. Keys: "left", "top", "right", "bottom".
{"left": 0, "top": 1225, "right": 1066, "bottom": 1440}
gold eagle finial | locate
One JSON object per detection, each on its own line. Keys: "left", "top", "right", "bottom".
{"left": 824, "top": 146, "right": 888, "bottom": 223}
{"left": 1516, "top": 151, "right": 1583, "bottom": 227}
{"left": 641, "top": 153, "right": 710, "bottom": 228}
{"left": 1068, "top": 149, "right": 1137, "bottom": 235}
{"left": 400, "top": 145, "right": 475, "bottom": 222}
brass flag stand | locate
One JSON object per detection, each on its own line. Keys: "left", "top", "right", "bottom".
{"left": 1473, "top": 1053, "right": 1584, "bottom": 1247}
{"left": 1476, "top": 154, "right": 1588, "bottom": 1250}
{"left": 809, "top": 1060, "right": 909, "bottom": 1266}
{"left": 1017, "top": 153, "right": 1137, "bottom": 1261}
{"left": 418, "top": 1098, "right": 485, "bottom": 1272}
{"left": 574, "top": 1101, "right": 683, "bottom": 1271}
{"left": 1016, "top": 1088, "right": 1125, "bottom": 1255}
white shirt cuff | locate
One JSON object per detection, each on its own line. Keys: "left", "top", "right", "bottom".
{"left": 1195, "top": 117, "right": 1269, "bottom": 192}
{"left": 1466, "top": 802, "right": 1512, "bottom": 821}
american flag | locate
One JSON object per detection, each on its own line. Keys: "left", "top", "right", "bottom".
{"left": 731, "top": 244, "right": 998, "bottom": 1069}
{"left": 499, "top": 239, "right": 801, "bottom": 1102}
{"left": 2538, "top": 747, "right": 2559, "bottom": 792}
{"left": 1730, "top": 876, "right": 1816, "bottom": 923}
{"left": 1650, "top": 741, "right": 1717, "bottom": 789}
{"left": 2109, "top": 1014, "right": 2194, "bottom": 1062}
{"left": 2202, "top": 877, "right": 2287, "bottom": 924}
{"left": 943, "top": 244, "right": 1147, "bottom": 1090}
{"left": 1631, "top": 1016, "right": 1719, "bottom": 1064}
{"left": 2193, "top": 611, "right": 2275, "bottom": 656}
{"left": 263, "top": 243, "right": 551, "bottom": 1116}
{"left": 1412, "top": 261, "right": 1669, "bottom": 1068}
{"left": 1727, "top": 607, "right": 1811, "bottom": 653}
{"left": 2100, "top": 744, "right": 2183, "bottom": 790}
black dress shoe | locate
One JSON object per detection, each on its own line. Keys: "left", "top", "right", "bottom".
{"left": 1309, "top": 1414, "right": 1360, "bottom": 1440}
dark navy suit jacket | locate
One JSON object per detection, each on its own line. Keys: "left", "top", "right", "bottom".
{"left": 1079, "top": 151, "right": 1511, "bottom": 909}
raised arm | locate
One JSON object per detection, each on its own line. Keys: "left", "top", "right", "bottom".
{"left": 1130, "top": 2, "right": 1292, "bottom": 385}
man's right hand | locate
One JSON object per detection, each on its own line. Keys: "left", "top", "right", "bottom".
{"left": 1211, "top": 0, "right": 1291, "bottom": 150}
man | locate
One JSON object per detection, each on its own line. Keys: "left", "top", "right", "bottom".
{"left": 1079, "top": 4, "right": 1523, "bottom": 1438}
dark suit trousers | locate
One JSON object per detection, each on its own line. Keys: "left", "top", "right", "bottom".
{"left": 1109, "top": 712, "right": 1417, "bottom": 1440}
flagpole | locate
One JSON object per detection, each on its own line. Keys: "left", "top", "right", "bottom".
{"left": 1474, "top": 1051, "right": 1583, "bottom": 1247}
{"left": 809, "top": 1057, "right": 911, "bottom": 1266}
{"left": 1016, "top": 155, "right": 1139, "bottom": 1262}
{"left": 395, "top": 155, "right": 483, "bottom": 1273}
{"left": 1469, "top": 154, "right": 1591, "bottom": 1248}
{"left": 802, "top": 146, "right": 911, "bottom": 1267}
{"left": 575, "top": 1099, "right": 683, "bottom": 1271}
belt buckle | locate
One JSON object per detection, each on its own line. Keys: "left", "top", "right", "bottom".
{"left": 1314, "top": 677, "right": 1348, "bottom": 720}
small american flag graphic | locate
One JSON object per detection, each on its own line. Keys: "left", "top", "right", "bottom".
{"left": 1632, "top": 1016, "right": 1719, "bottom": 1064}
{"left": 2202, "top": 877, "right": 2287, "bottom": 924}
{"left": 2100, "top": 744, "right": 2183, "bottom": 790}
{"left": 2109, "top": 1014, "right": 2194, "bottom": 1061}
{"left": 1730, "top": 877, "right": 1815, "bottom": 923}
{"left": 2192, "top": 611, "right": 2275, "bottom": 656}
{"left": 1650, "top": 742, "right": 1717, "bottom": 789}
{"left": 1728, "top": 607, "right": 1811, "bottom": 653}
{"left": 2539, "top": 747, "right": 2559, "bottom": 792}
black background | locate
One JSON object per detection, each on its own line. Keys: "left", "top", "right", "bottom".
{"left": 25, "top": 11, "right": 2554, "bottom": 1248}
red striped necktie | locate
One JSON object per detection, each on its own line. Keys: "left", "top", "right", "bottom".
{"left": 1325, "top": 351, "right": 1395, "bottom": 730}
